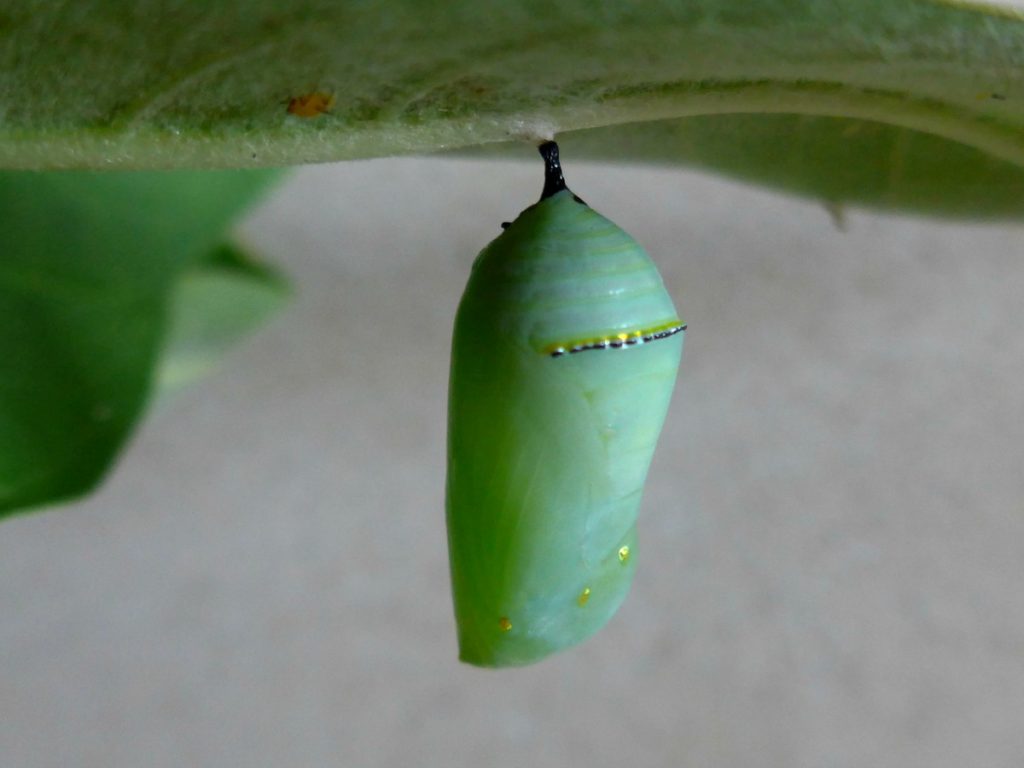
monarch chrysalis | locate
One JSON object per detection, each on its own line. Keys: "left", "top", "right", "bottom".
{"left": 446, "top": 142, "right": 685, "bottom": 667}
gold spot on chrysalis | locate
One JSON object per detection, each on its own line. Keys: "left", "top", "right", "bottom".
{"left": 498, "top": 616, "right": 512, "bottom": 632}
{"left": 618, "top": 545, "right": 630, "bottom": 564}
{"left": 578, "top": 587, "right": 591, "bottom": 606}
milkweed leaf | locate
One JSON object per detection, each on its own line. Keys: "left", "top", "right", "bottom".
{"left": 2, "top": 0, "right": 1024, "bottom": 221}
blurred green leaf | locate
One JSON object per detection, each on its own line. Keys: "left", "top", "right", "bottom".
{"left": 0, "top": 170, "right": 282, "bottom": 518}
{"left": 158, "top": 244, "right": 288, "bottom": 396}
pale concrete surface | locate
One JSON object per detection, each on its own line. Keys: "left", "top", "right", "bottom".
{"left": 2, "top": 157, "right": 1024, "bottom": 768}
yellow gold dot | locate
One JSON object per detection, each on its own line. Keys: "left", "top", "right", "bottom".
{"left": 578, "top": 587, "right": 591, "bottom": 606}
{"left": 498, "top": 616, "right": 512, "bottom": 632}
{"left": 618, "top": 545, "right": 631, "bottom": 564}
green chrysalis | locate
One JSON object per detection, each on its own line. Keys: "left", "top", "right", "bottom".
{"left": 446, "top": 142, "right": 684, "bottom": 667}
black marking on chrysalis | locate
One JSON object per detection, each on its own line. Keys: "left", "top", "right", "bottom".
{"left": 500, "top": 221, "right": 511, "bottom": 230}
{"left": 548, "top": 323, "right": 688, "bottom": 358}
{"left": 538, "top": 141, "right": 567, "bottom": 199}
{"left": 538, "top": 141, "right": 587, "bottom": 206}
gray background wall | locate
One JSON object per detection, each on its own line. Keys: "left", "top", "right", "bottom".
{"left": 2, "top": 156, "right": 1023, "bottom": 767}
